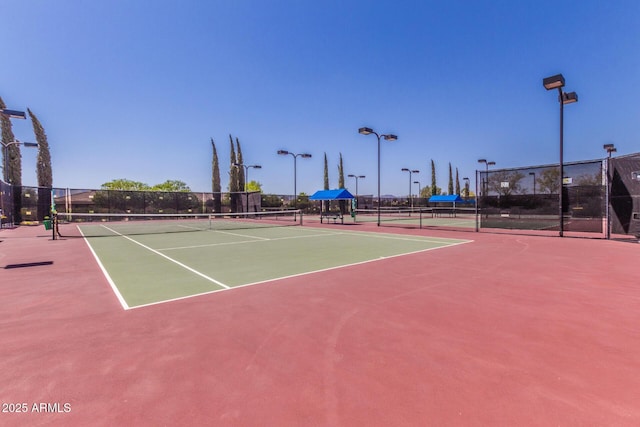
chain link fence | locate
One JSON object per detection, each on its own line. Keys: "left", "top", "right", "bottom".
{"left": 478, "top": 159, "right": 605, "bottom": 233}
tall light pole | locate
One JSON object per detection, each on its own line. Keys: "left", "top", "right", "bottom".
{"left": 603, "top": 144, "right": 616, "bottom": 239}
{"left": 401, "top": 168, "right": 419, "bottom": 210}
{"left": 413, "top": 181, "right": 421, "bottom": 206}
{"left": 359, "top": 127, "right": 397, "bottom": 226}
{"left": 543, "top": 73, "right": 578, "bottom": 237}
{"left": 347, "top": 174, "right": 365, "bottom": 199}
{"left": 277, "top": 150, "right": 311, "bottom": 207}
{"left": 529, "top": 172, "right": 536, "bottom": 196}
{"left": 233, "top": 163, "right": 261, "bottom": 212}
{"left": 477, "top": 159, "right": 495, "bottom": 197}
{"left": 462, "top": 177, "right": 470, "bottom": 200}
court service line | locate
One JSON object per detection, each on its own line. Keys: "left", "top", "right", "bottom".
{"left": 101, "top": 225, "right": 231, "bottom": 290}
{"left": 176, "top": 224, "right": 269, "bottom": 240}
{"left": 211, "top": 228, "right": 271, "bottom": 240}
{"left": 158, "top": 232, "right": 343, "bottom": 251}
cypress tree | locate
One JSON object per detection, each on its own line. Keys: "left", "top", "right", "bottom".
{"left": 0, "top": 96, "right": 21, "bottom": 186}
{"left": 229, "top": 134, "right": 239, "bottom": 212}
{"left": 430, "top": 159, "right": 437, "bottom": 197}
{"left": 455, "top": 167, "right": 461, "bottom": 196}
{"left": 448, "top": 162, "right": 454, "bottom": 195}
{"left": 236, "top": 137, "right": 245, "bottom": 192}
{"left": 28, "top": 109, "right": 52, "bottom": 187}
{"left": 323, "top": 152, "right": 329, "bottom": 190}
{"left": 211, "top": 138, "right": 221, "bottom": 213}
{"left": 0, "top": 96, "right": 23, "bottom": 224}
{"left": 28, "top": 109, "right": 53, "bottom": 220}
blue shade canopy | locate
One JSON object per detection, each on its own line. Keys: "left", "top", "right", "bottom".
{"left": 428, "top": 195, "right": 464, "bottom": 203}
{"left": 309, "top": 189, "right": 355, "bottom": 200}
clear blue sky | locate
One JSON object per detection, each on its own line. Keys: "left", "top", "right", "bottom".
{"left": 2, "top": 0, "right": 639, "bottom": 197}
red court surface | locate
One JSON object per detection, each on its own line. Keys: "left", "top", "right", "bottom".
{"left": 1, "top": 224, "right": 639, "bottom": 426}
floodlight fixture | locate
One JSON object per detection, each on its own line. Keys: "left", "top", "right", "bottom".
{"left": 0, "top": 109, "right": 26, "bottom": 119}
{"left": 543, "top": 74, "right": 565, "bottom": 90}
{"left": 562, "top": 92, "right": 578, "bottom": 104}
{"left": 603, "top": 144, "right": 617, "bottom": 158}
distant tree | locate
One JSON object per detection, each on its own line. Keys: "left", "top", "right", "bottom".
{"left": 261, "top": 193, "right": 283, "bottom": 208}
{"left": 228, "top": 134, "right": 239, "bottom": 212}
{"left": 537, "top": 168, "right": 560, "bottom": 194}
{"left": 211, "top": 138, "right": 220, "bottom": 192}
{"left": 430, "top": 159, "right": 441, "bottom": 196}
{"left": 448, "top": 162, "right": 454, "bottom": 195}
{"left": 211, "top": 138, "right": 221, "bottom": 213}
{"left": 151, "top": 180, "right": 191, "bottom": 192}
{"left": 455, "top": 167, "right": 460, "bottom": 195}
{"left": 101, "top": 179, "right": 150, "bottom": 191}
{"left": 574, "top": 172, "right": 602, "bottom": 186}
{"left": 323, "top": 152, "right": 329, "bottom": 190}
{"left": 228, "top": 135, "right": 238, "bottom": 192}
{"left": 488, "top": 170, "right": 525, "bottom": 197}
{"left": 419, "top": 186, "right": 433, "bottom": 199}
{"left": 245, "top": 180, "right": 262, "bottom": 192}
{"left": 338, "top": 153, "right": 346, "bottom": 213}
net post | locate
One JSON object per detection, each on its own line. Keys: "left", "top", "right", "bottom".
{"left": 52, "top": 212, "right": 57, "bottom": 240}
{"left": 300, "top": 210, "right": 303, "bottom": 226}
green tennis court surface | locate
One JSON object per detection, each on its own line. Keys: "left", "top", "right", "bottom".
{"left": 78, "top": 223, "right": 471, "bottom": 309}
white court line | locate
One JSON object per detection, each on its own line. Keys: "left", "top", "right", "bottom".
{"left": 211, "top": 229, "right": 270, "bottom": 240}
{"left": 79, "top": 228, "right": 130, "bottom": 310}
{"left": 128, "top": 239, "right": 473, "bottom": 310}
{"left": 159, "top": 232, "right": 343, "bottom": 251}
{"left": 157, "top": 228, "right": 470, "bottom": 251}
{"left": 328, "top": 230, "right": 473, "bottom": 245}
{"left": 101, "top": 225, "right": 230, "bottom": 291}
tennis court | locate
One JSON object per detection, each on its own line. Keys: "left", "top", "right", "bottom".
{"left": 60, "top": 211, "right": 471, "bottom": 309}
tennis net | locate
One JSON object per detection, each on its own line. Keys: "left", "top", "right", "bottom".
{"left": 56, "top": 210, "right": 303, "bottom": 238}
{"left": 353, "top": 207, "right": 476, "bottom": 229}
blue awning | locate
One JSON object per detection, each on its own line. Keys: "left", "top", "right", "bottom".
{"left": 428, "top": 195, "right": 464, "bottom": 203}
{"left": 309, "top": 189, "right": 355, "bottom": 200}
